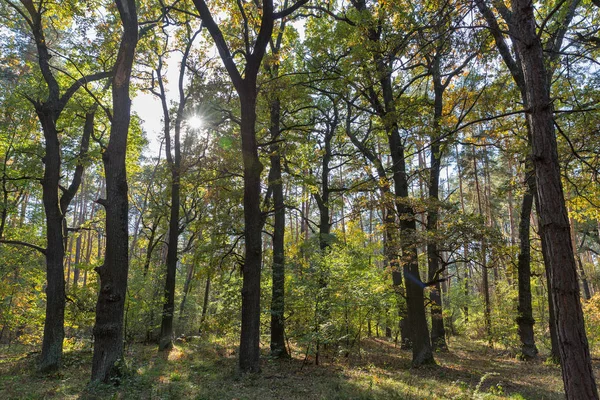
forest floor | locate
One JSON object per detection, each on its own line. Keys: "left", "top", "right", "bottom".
{"left": 0, "top": 335, "right": 586, "bottom": 399}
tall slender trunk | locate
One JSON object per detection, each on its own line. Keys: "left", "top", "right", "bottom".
{"left": 516, "top": 172, "right": 538, "bottom": 358}
{"left": 312, "top": 106, "right": 337, "bottom": 365}
{"left": 268, "top": 95, "right": 288, "bottom": 358}
{"left": 73, "top": 175, "right": 87, "bottom": 289}
{"left": 455, "top": 145, "right": 469, "bottom": 321}
{"left": 472, "top": 147, "right": 491, "bottom": 339}
{"left": 199, "top": 274, "right": 211, "bottom": 330}
{"left": 569, "top": 216, "right": 591, "bottom": 301}
{"left": 178, "top": 261, "right": 194, "bottom": 325}
{"left": 427, "top": 65, "right": 447, "bottom": 351}
{"left": 91, "top": 0, "right": 138, "bottom": 382}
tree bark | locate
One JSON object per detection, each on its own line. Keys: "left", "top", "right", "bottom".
{"left": 91, "top": 0, "right": 138, "bottom": 382}
{"left": 238, "top": 85, "right": 264, "bottom": 372}
{"left": 39, "top": 112, "right": 65, "bottom": 373}
{"left": 510, "top": 0, "right": 598, "bottom": 396}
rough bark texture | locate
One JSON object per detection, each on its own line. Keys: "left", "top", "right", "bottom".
{"left": 39, "top": 112, "right": 65, "bottom": 373}
{"left": 389, "top": 124, "right": 433, "bottom": 367}
{"left": 238, "top": 85, "right": 264, "bottom": 373}
{"left": 91, "top": 0, "right": 138, "bottom": 382}
{"left": 510, "top": 0, "right": 598, "bottom": 396}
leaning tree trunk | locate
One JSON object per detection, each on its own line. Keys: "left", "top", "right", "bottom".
{"left": 91, "top": 0, "right": 138, "bottom": 383}
{"left": 511, "top": 1, "right": 598, "bottom": 396}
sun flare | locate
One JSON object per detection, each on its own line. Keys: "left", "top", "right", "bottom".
{"left": 187, "top": 115, "right": 203, "bottom": 130}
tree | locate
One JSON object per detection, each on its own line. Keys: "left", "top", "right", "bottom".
{"left": 152, "top": 23, "right": 202, "bottom": 351}
{"left": 190, "top": 0, "right": 307, "bottom": 373}
{"left": 0, "top": 0, "right": 109, "bottom": 372}
{"left": 486, "top": 0, "right": 598, "bottom": 396}
{"left": 91, "top": 0, "right": 138, "bottom": 382}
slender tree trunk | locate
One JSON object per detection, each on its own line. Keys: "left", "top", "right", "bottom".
{"left": 73, "top": 175, "right": 87, "bottom": 289}
{"left": 268, "top": 95, "right": 288, "bottom": 358}
{"left": 455, "top": 145, "right": 470, "bottom": 322}
{"left": 516, "top": 173, "right": 538, "bottom": 359}
{"left": 158, "top": 28, "right": 202, "bottom": 346}
{"left": 91, "top": 0, "right": 138, "bottom": 382}
{"left": 427, "top": 72, "right": 447, "bottom": 351}
{"left": 178, "top": 259, "right": 195, "bottom": 325}
{"left": 472, "top": 147, "right": 491, "bottom": 339}
{"left": 199, "top": 274, "right": 211, "bottom": 331}
{"left": 578, "top": 257, "right": 591, "bottom": 301}
{"left": 569, "top": 216, "right": 592, "bottom": 301}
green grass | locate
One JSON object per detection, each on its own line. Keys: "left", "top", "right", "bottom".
{"left": 0, "top": 337, "right": 576, "bottom": 399}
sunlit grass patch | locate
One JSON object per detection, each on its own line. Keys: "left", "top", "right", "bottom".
{"left": 0, "top": 336, "right": 585, "bottom": 399}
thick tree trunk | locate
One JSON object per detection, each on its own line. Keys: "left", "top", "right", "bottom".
{"left": 39, "top": 115, "right": 65, "bottom": 373}
{"left": 389, "top": 127, "right": 433, "bottom": 367}
{"left": 91, "top": 0, "right": 138, "bottom": 382}
{"left": 238, "top": 87, "right": 264, "bottom": 373}
{"left": 511, "top": 1, "right": 598, "bottom": 396}
{"left": 516, "top": 175, "right": 538, "bottom": 359}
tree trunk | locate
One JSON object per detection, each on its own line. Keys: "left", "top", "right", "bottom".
{"left": 427, "top": 71, "right": 447, "bottom": 351}
{"left": 39, "top": 114, "right": 65, "bottom": 373}
{"left": 472, "top": 147, "right": 491, "bottom": 339}
{"left": 389, "top": 125, "right": 433, "bottom": 366}
{"left": 268, "top": 95, "right": 288, "bottom": 358}
{"left": 238, "top": 86, "right": 264, "bottom": 373}
{"left": 91, "top": 0, "right": 138, "bottom": 382}
{"left": 511, "top": 1, "right": 598, "bottom": 396}
{"left": 178, "top": 261, "right": 195, "bottom": 325}
{"left": 200, "top": 274, "right": 211, "bottom": 331}
{"left": 516, "top": 174, "right": 538, "bottom": 359}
